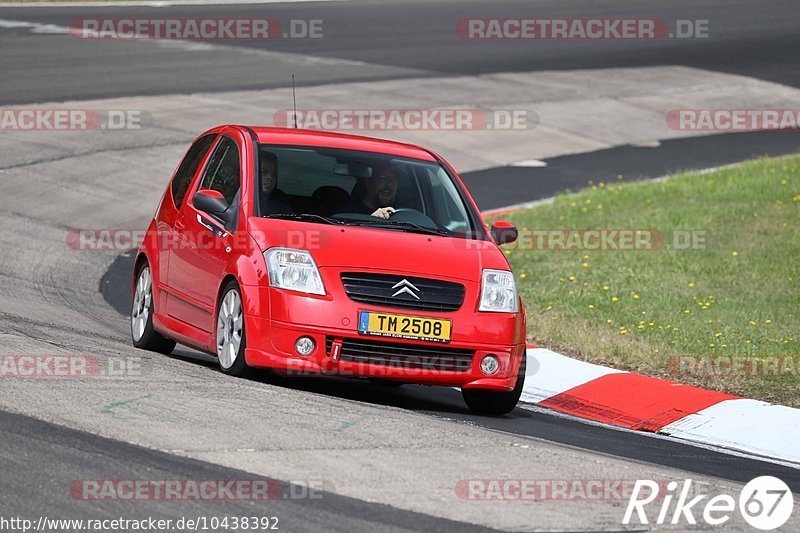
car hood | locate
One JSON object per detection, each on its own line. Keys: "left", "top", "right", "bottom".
{"left": 247, "top": 217, "right": 509, "bottom": 282}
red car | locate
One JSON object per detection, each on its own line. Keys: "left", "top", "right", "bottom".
{"left": 131, "top": 125, "right": 526, "bottom": 414}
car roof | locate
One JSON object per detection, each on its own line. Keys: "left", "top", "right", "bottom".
{"left": 241, "top": 126, "right": 438, "bottom": 162}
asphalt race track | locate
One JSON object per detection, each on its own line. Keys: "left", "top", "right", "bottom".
{"left": 1, "top": 1, "right": 799, "bottom": 531}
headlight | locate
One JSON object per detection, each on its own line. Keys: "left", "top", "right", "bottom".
{"left": 264, "top": 248, "right": 325, "bottom": 295}
{"left": 479, "top": 269, "right": 518, "bottom": 312}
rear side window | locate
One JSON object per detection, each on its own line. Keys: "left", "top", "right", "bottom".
{"left": 171, "top": 134, "right": 216, "bottom": 208}
{"left": 198, "top": 136, "right": 241, "bottom": 205}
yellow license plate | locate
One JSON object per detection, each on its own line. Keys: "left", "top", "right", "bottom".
{"left": 358, "top": 311, "right": 452, "bottom": 343}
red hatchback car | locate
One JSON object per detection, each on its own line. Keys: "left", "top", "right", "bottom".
{"left": 131, "top": 125, "right": 526, "bottom": 414}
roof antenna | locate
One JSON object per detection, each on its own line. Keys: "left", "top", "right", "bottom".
{"left": 291, "top": 73, "right": 298, "bottom": 129}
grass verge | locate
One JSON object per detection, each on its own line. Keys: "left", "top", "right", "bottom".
{"left": 496, "top": 155, "right": 800, "bottom": 406}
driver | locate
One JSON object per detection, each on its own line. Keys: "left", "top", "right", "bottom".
{"left": 345, "top": 164, "right": 399, "bottom": 219}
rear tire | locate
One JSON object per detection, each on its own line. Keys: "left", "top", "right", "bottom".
{"left": 462, "top": 353, "right": 526, "bottom": 415}
{"left": 131, "top": 262, "right": 176, "bottom": 355}
{"left": 216, "top": 280, "right": 251, "bottom": 377}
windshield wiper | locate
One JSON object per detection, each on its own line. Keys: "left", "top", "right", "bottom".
{"left": 262, "top": 213, "right": 346, "bottom": 225}
{"left": 347, "top": 220, "right": 451, "bottom": 237}
{"left": 264, "top": 214, "right": 451, "bottom": 236}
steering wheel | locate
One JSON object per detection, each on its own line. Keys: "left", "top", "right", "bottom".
{"left": 388, "top": 208, "right": 417, "bottom": 217}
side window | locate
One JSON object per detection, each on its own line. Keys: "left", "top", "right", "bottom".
{"left": 198, "top": 137, "right": 241, "bottom": 205}
{"left": 171, "top": 134, "right": 216, "bottom": 209}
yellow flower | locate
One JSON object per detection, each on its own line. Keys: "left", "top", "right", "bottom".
{"left": 611, "top": 296, "right": 619, "bottom": 302}
{"left": 765, "top": 319, "right": 772, "bottom": 324}
{"left": 546, "top": 305, "right": 553, "bottom": 310}
{"left": 583, "top": 255, "right": 590, "bottom": 260}
{"left": 602, "top": 285, "right": 609, "bottom": 291}
{"left": 588, "top": 304, "right": 595, "bottom": 309}
{"left": 731, "top": 250, "right": 739, "bottom": 257}
{"left": 520, "top": 273, "right": 527, "bottom": 279}
{"left": 568, "top": 275, "right": 576, "bottom": 281}
{"left": 607, "top": 319, "right": 612, "bottom": 323}
{"left": 715, "top": 332, "right": 722, "bottom": 337}
{"left": 749, "top": 320, "right": 756, "bottom": 326}
{"left": 633, "top": 293, "right": 639, "bottom": 299}
{"left": 683, "top": 309, "right": 691, "bottom": 314}
{"left": 582, "top": 262, "right": 589, "bottom": 268}
{"left": 688, "top": 282, "right": 695, "bottom": 288}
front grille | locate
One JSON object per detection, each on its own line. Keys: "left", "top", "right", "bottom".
{"left": 340, "top": 272, "right": 465, "bottom": 312}
{"left": 326, "top": 337, "right": 474, "bottom": 372}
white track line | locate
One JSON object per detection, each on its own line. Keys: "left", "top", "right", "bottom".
{"left": 0, "top": 0, "right": 348, "bottom": 7}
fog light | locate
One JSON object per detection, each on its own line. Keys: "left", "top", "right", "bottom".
{"left": 480, "top": 354, "right": 499, "bottom": 375}
{"left": 295, "top": 336, "right": 315, "bottom": 357}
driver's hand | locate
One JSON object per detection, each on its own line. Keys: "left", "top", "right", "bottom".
{"left": 371, "top": 207, "right": 396, "bottom": 219}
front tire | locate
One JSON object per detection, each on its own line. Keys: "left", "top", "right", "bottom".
{"left": 216, "top": 280, "right": 250, "bottom": 377}
{"left": 462, "top": 353, "right": 526, "bottom": 415}
{"left": 131, "top": 262, "right": 176, "bottom": 355}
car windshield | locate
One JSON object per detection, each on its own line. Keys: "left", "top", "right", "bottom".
{"left": 255, "top": 145, "right": 479, "bottom": 238}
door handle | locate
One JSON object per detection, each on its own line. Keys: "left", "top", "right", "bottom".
{"left": 196, "top": 214, "right": 215, "bottom": 232}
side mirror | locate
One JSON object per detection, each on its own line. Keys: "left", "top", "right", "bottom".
{"left": 193, "top": 189, "right": 229, "bottom": 217}
{"left": 490, "top": 220, "right": 518, "bottom": 245}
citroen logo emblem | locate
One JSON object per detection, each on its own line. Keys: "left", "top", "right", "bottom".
{"left": 391, "top": 279, "right": 420, "bottom": 300}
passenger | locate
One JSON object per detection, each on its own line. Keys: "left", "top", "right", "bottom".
{"left": 259, "top": 151, "right": 291, "bottom": 215}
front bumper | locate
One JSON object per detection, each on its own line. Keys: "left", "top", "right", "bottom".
{"left": 241, "top": 268, "right": 526, "bottom": 390}
{"left": 244, "top": 316, "right": 525, "bottom": 390}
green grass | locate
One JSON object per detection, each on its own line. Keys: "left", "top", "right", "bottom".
{"left": 496, "top": 155, "right": 800, "bottom": 406}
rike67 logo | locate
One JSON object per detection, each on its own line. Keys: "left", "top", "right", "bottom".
{"left": 624, "top": 476, "right": 794, "bottom": 530}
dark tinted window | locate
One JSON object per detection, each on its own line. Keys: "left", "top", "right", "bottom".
{"left": 256, "top": 145, "right": 476, "bottom": 237}
{"left": 199, "top": 137, "right": 241, "bottom": 205}
{"left": 170, "top": 134, "right": 216, "bottom": 209}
